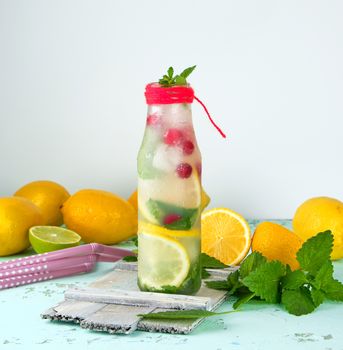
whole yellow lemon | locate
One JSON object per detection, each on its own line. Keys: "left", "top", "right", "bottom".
{"left": 293, "top": 197, "right": 343, "bottom": 260}
{"left": 252, "top": 222, "right": 303, "bottom": 270}
{"left": 14, "top": 180, "right": 70, "bottom": 226}
{"left": 62, "top": 189, "right": 137, "bottom": 244}
{"left": 0, "top": 197, "right": 44, "bottom": 256}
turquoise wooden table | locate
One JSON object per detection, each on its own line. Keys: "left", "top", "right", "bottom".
{"left": 1, "top": 220, "right": 342, "bottom": 350}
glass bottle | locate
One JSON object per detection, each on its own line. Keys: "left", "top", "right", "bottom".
{"left": 137, "top": 83, "right": 202, "bottom": 295}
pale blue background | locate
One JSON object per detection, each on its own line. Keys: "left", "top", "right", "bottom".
{"left": 1, "top": 220, "right": 343, "bottom": 350}
{"left": 0, "top": 0, "right": 343, "bottom": 218}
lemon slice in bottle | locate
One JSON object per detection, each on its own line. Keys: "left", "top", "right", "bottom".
{"left": 139, "top": 222, "right": 199, "bottom": 238}
{"left": 138, "top": 231, "right": 190, "bottom": 289}
{"left": 29, "top": 226, "right": 81, "bottom": 254}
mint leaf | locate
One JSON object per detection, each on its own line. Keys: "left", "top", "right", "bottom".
{"left": 174, "top": 75, "right": 187, "bottom": 85}
{"left": 239, "top": 252, "right": 267, "bottom": 279}
{"left": 322, "top": 279, "right": 343, "bottom": 301}
{"left": 200, "top": 253, "right": 228, "bottom": 269}
{"left": 296, "top": 231, "right": 333, "bottom": 275}
{"left": 227, "top": 270, "right": 243, "bottom": 294}
{"left": 158, "top": 66, "right": 196, "bottom": 87}
{"left": 122, "top": 255, "right": 138, "bottom": 262}
{"left": 282, "top": 269, "right": 307, "bottom": 290}
{"left": 312, "top": 260, "right": 333, "bottom": 289}
{"left": 281, "top": 287, "right": 316, "bottom": 315}
{"left": 167, "top": 67, "right": 174, "bottom": 78}
{"left": 243, "top": 261, "right": 286, "bottom": 303}
{"left": 201, "top": 268, "right": 211, "bottom": 279}
{"left": 180, "top": 65, "right": 196, "bottom": 78}
{"left": 138, "top": 309, "right": 235, "bottom": 320}
{"left": 130, "top": 235, "right": 138, "bottom": 247}
{"left": 233, "top": 292, "right": 256, "bottom": 309}
{"left": 205, "top": 280, "right": 229, "bottom": 290}
{"left": 311, "top": 288, "right": 325, "bottom": 307}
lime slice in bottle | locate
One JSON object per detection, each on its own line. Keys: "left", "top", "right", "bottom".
{"left": 138, "top": 231, "right": 190, "bottom": 290}
{"left": 29, "top": 226, "right": 81, "bottom": 253}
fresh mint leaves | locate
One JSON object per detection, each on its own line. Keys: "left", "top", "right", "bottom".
{"left": 296, "top": 230, "right": 333, "bottom": 275}
{"left": 201, "top": 253, "right": 228, "bottom": 269}
{"left": 282, "top": 287, "right": 316, "bottom": 316}
{"left": 122, "top": 255, "right": 138, "bottom": 262}
{"left": 158, "top": 66, "right": 196, "bottom": 87}
{"left": 206, "top": 231, "right": 343, "bottom": 316}
{"left": 242, "top": 261, "right": 286, "bottom": 303}
{"left": 137, "top": 309, "right": 235, "bottom": 320}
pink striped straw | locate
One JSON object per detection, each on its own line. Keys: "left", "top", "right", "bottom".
{"left": 0, "top": 262, "right": 95, "bottom": 290}
{"left": 0, "top": 255, "right": 97, "bottom": 279}
{"left": 0, "top": 243, "right": 134, "bottom": 271}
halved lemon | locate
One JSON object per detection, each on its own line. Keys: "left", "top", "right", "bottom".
{"left": 138, "top": 231, "right": 190, "bottom": 289}
{"left": 29, "top": 226, "right": 81, "bottom": 254}
{"left": 201, "top": 208, "right": 251, "bottom": 265}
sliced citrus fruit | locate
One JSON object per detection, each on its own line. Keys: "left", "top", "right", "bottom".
{"left": 201, "top": 208, "right": 251, "bottom": 265}
{"left": 139, "top": 222, "right": 199, "bottom": 238}
{"left": 138, "top": 231, "right": 190, "bottom": 289}
{"left": 128, "top": 185, "right": 210, "bottom": 214}
{"left": 29, "top": 226, "right": 81, "bottom": 254}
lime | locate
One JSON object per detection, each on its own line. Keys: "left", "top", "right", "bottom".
{"left": 29, "top": 226, "right": 81, "bottom": 253}
{"left": 138, "top": 231, "right": 190, "bottom": 289}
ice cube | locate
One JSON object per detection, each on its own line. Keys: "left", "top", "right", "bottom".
{"left": 152, "top": 144, "right": 182, "bottom": 172}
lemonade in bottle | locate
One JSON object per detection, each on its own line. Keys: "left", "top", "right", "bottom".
{"left": 137, "top": 66, "right": 225, "bottom": 294}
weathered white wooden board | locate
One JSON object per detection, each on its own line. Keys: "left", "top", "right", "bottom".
{"left": 41, "top": 261, "right": 236, "bottom": 334}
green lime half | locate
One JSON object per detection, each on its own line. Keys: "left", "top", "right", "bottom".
{"left": 29, "top": 226, "right": 81, "bottom": 253}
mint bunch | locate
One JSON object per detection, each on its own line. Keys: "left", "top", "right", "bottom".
{"left": 206, "top": 231, "right": 343, "bottom": 316}
{"left": 158, "top": 66, "right": 196, "bottom": 87}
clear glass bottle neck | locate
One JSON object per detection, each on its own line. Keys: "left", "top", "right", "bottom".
{"left": 147, "top": 103, "right": 193, "bottom": 126}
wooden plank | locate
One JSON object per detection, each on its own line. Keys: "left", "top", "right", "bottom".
{"left": 137, "top": 308, "right": 203, "bottom": 334}
{"left": 65, "top": 287, "right": 212, "bottom": 310}
{"left": 41, "top": 260, "right": 232, "bottom": 334}
{"left": 136, "top": 282, "right": 228, "bottom": 334}
{"left": 43, "top": 300, "right": 106, "bottom": 323}
{"left": 80, "top": 304, "right": 155, "bottom": 334}
{"left": 89, "top": 269, "right": 138, "bottom": 290}
{"left": 114, "top": 261, "right": 238, "bottom": 278}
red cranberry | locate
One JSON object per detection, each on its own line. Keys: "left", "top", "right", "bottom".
{"left": 182, "top": 140, "right": 194, "bottom": 155}
{"left": 163, "top": 214, "right": 182, "bottom": 225}
{"left": 147, "top": 114, "right": 160, "bottom": 126}
{"left": 176, "top": 163, "right": 193, "bottom": 179}
{"left": 164, "top": 128, "right": 184, "bottom": 145}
